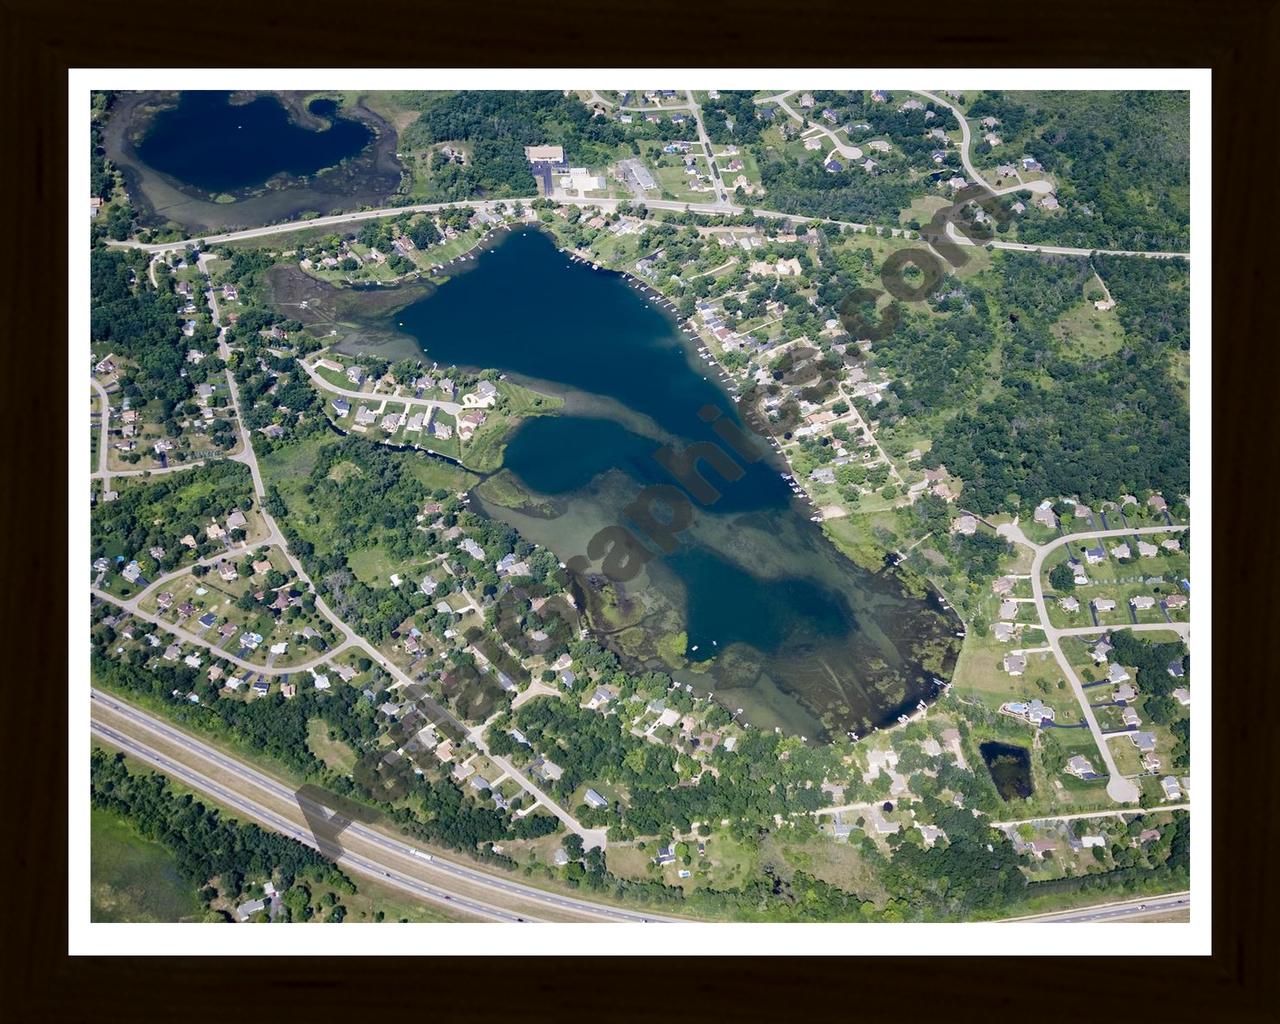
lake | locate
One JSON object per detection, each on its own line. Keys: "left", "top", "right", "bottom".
{"left": 104, "top": 91, "right": 402, "bottom": 233}
{"left": 393, "top": 229, "right": 960, "bottom": 741}
{"left": 135, "top": 91, "right": 373, "bottom": 193}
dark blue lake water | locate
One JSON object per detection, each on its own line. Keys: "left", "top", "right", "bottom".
{"left": 135, "top": 92, "right": 373, "bottom": 193}
{"left": 393, "top": 229, "right": 958, "bottom": 739}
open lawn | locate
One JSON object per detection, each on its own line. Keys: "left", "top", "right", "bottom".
{"left": 306, "top": 717, "right": 357, "bottom": 774}
{"left": 952, "top": 627, "right": 1060, "bottom": 714}
{"left": 91, "top": 806, "right": 205, "bottom": 922}
{"left": 1051, "top": 300, "right": 1127, "bottom": 360}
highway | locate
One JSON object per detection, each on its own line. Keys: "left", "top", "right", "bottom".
{"left": 91, "top": 719, "right": 516, "bottom": 923}
{"left": 90, "top": 688, "right": 687, "bottom": 924}
{"left": 1004, "top": 892, "right": 1190, "bottom": 923}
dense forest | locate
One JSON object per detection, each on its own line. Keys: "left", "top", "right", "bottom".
{"left": 878, "top": 253, "right": 1193, "bottom": 511}
{"left": 91, "top": 249, "right": 192, "bottom": 408}
{"left": 91, "top": 461, "right": 255, "bottom": 570}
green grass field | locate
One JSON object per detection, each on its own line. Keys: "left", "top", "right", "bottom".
{"left": 91, "top": 806, "right": 205, "bottom": 922}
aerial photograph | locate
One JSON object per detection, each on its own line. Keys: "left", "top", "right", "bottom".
{"left": 83, "top": 79, "right": 1196, "bottom": 937}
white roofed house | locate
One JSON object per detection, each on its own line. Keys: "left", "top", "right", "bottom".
{"left": 1093, "top": 597, "right": 1117, "bottom": 612}
{"left": 1130, "top": 595, "right": 1156, "bottom": 611}
{"left": 583, "top": 788, "right": 609, "bottom": 810}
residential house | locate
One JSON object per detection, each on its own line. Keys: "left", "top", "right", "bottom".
{"left": 1033, "top": 500, "right": 1058, "bottom": 528}
{"left": 1065, "top": 754, "right": 1098, "bottom": 779}
{"left": 1107, "top": 663, "right": 1130, "bottom": 684}
{"left": 583, "top": 788, "right": 608, "bottom": 810}
{"left": 1059, "top": 596, "right": 1080, "bottom": 613}
{"left": 1002, "top": 653, "right": 1027, "bottom": 676}
{"left": 586, "top": 686, "right": 615, "bottom": 710}
{"left": 1131, "top": 595, "right": 1156, "bottom": 611}
{"left": 1093, "top": 598, "right": 1117, "bottom": 612}
{"left": 1003, "top": 698, "right": 1054, "bottom": 725}
{"left": 1130, "top": 731, "right": 1158, "bottom": 754}
{"left": 1161, "top": 776, "right": 1182, "bottom": 801}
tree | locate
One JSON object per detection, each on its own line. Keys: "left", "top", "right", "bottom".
{"left": 1049, "top": 563, "right": 1076, "bottom": 592}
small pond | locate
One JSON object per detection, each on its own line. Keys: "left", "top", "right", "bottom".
{"left": 979, "top": 740, "right": 1034, "bottom": 801}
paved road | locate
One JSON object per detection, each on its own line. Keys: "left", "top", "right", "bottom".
{"left": 92, "top": 718, "right": 515, "bottom": 922}
{"left": 911, "top": 90, "right": 1054, "bottom": 198}
{"left": 999, "top": 521, "right": 1189, "bottom": 804}
{"left": 1005, "top": 891, "right": 1190, "bottom": 924}
{"left": 93, "top": 579, "right": 359, "bottom": 676}
{"left": 684, "top": 90, "right": 731, "bottom": 207}
{"left": 108, "top": 194, "right": 1188, "bottom": 261}
{"left": 301, "top": 359, "right": 463, "bottom": 414}
{"left": 95, "top": 254, "right": 590, "bottom": 847}
{"left": 90, "top": 378, "right": 111, "bottom": 485}
{"left": 1056, "top": 621, "right": 1189, "bottom": 640}
{"left": 993, "top": 804, "right": 1190, "bottom": 828}
{"left": 756, "top": 90, "right": 864, "bottom": 161}
{"left": 91, "top": 689, "right": 684, "bottom": 923}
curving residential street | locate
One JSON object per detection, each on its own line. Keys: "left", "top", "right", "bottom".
{"left": 912, "top": 89, "right": 1054, "bottom": 198}
{"left": 997, "top": 521, "right": 1190, "bottom": 803}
